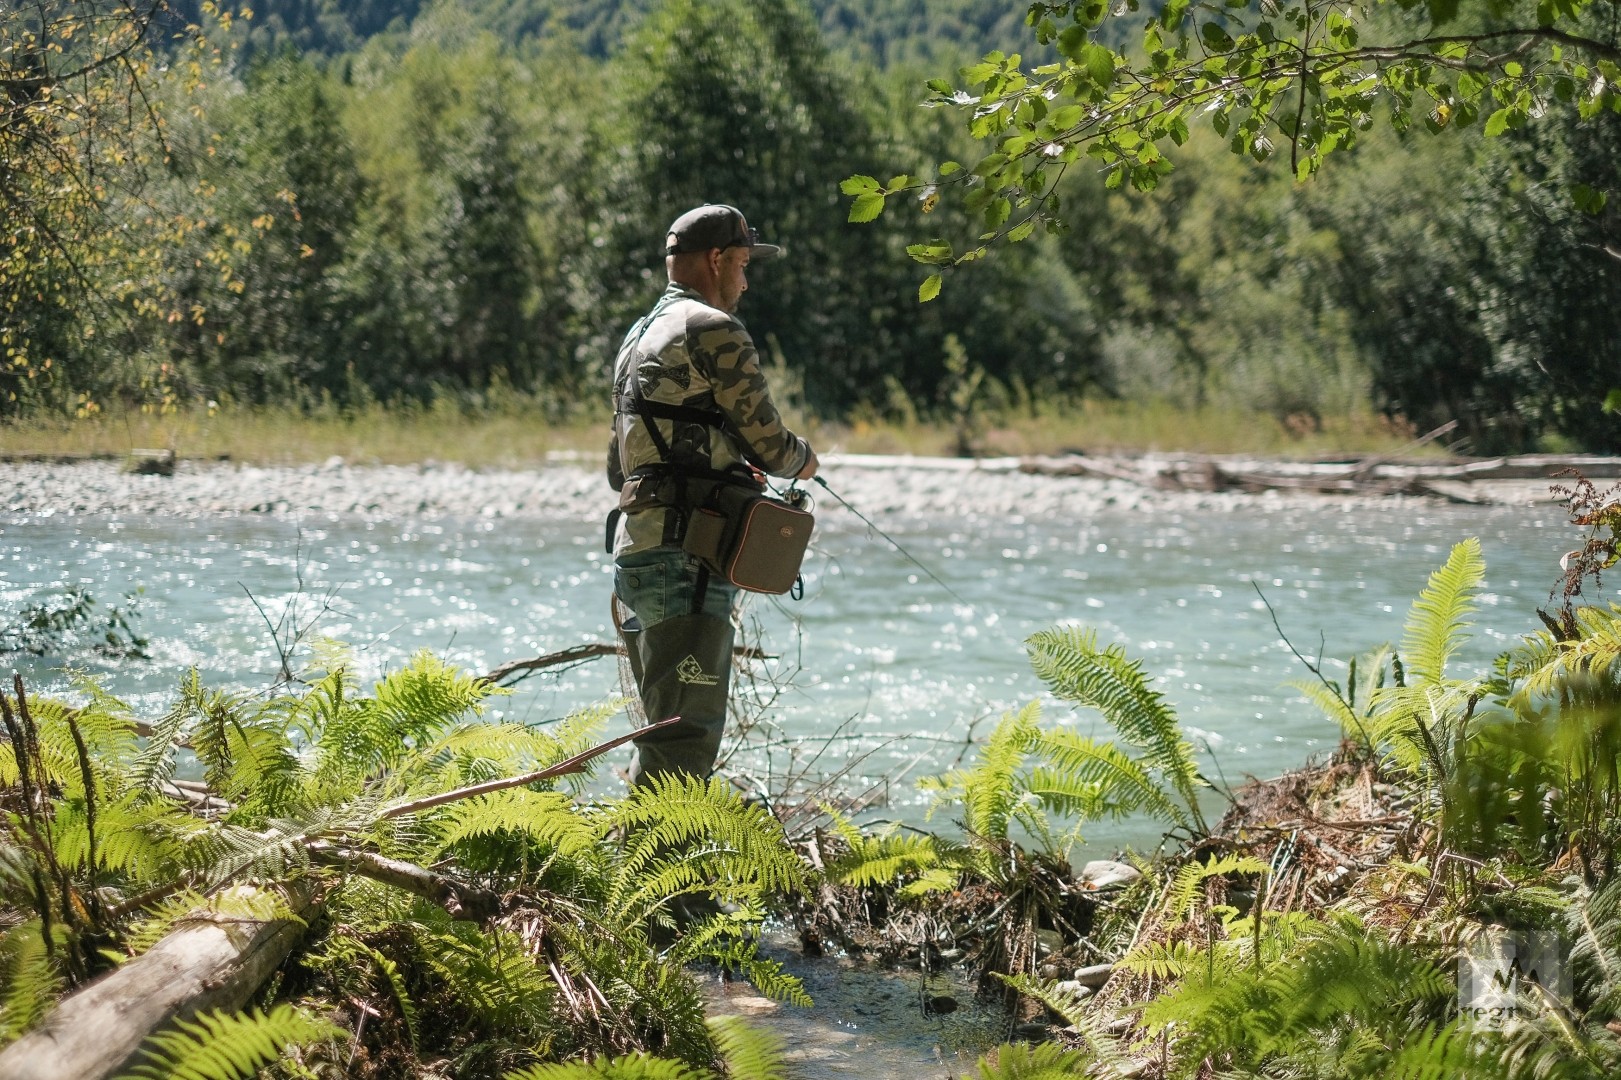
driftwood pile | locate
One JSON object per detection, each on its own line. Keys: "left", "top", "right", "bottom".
{"left": 1019, "top": 451, "right": 1621, "bottom": 502}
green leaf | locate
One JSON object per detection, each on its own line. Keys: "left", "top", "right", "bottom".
{"left": 1200, "top": 22, "right": 1235, "bottom": 52}
{"left": 1057, "top": 26, "right": 1089, "bottom": 64}
{"left": 905, "top": 241, "right": 953, "bottom": 264}
{"left": 1008, "top": 219, "right": 1036, "bottom": 243}
{"left": 1457, "top": 70, "right": 1488, "bottom": 98}
{"left": 926, "top": 79, "right": 953, "bottom": 94}
{"left": 886, "top": 175, "right": 912, "bottom": 191}
{"left": 1484, "top": 107, "right": 1514, "bottom": 136}
{"left": 847, "top": 193, "right": 885, "bottom": 223}
{"left": 1572, "top": 183, "right": 1609, "bottom": 214}
{"left": 918, "top": 274, "right": 942, "bottom": 303}
{"left": 839, "top": 175, "right": 880, "bottom": 196}
{"left": 1082, "top": 44, "right": 1115, "bottom": 89}
{"left": 972, "top": 153, "right": 1010, "bottom": 176}
{"left": 1162, "top": 0, "right": 1190, "bottom": 32}
{"left": 1049, "top": 104, "right": 1085, "bottom": 131}
{"left": 937, "top": 160, "right": 962, "bottom": 177}
{"left": 1427, "top": 0, "right": 1461, "bottom": 26}
{"left": 1604, "top": 389, "right": 1621, "bottom": 415}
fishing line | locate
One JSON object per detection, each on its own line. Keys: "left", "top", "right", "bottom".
{"left": 809, "top": 476, "right": 974, "bottom": 608}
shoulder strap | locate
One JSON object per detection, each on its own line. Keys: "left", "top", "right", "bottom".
{"left": 621, "top": 294, "right": 727, "bottom": 462}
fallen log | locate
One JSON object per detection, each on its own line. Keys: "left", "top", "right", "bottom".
{"left": 0, "top": 882, "right": 319, "bottom": 1080}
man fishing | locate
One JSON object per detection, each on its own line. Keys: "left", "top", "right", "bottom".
{"left": 607, "top": 203, "right": 819, "bottom": 788}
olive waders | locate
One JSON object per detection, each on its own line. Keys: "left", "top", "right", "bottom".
{"left": 615, "top": 601, "right": 735, "bottom": 788}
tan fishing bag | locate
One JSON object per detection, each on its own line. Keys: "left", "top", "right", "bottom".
{"left": 681, "top": 483, "right": 813, "bottom": 594}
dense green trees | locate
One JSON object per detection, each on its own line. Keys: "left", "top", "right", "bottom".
{"left": 4, "top": 0, "right": 1617, "bottom": 449}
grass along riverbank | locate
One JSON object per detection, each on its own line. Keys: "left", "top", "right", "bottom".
{"left": 0, "top": 398, "right": 1432, "bottom": 468}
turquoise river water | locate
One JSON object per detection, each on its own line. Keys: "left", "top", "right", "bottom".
{"left": 0, "top": 496, "right": 1582, "bottom": 840}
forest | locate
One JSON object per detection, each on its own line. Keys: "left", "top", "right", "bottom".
{"left": 0, "top": 0, "right": 1617, "bottom": 454}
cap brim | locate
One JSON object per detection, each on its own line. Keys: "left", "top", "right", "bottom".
{"left": 748, "top": 242, "right": 782, "bottom": 261}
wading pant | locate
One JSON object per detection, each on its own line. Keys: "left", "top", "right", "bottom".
{"left": 613, "top": 548, "right": 737, "bottom": 788}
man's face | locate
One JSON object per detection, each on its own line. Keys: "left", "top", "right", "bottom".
{"left": 715, "top": 246, "right": 750, "bottom": 312}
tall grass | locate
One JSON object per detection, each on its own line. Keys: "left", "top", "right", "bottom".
{"left": 0, "top": 396, "right": 1429, "bottom": 467}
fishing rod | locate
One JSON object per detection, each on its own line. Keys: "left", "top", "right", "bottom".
{"left": 806, "top": 475, "right": 974, "bottom": 608}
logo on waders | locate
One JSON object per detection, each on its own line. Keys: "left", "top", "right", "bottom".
{"left": 676, "top": 655, "right": 719, "bottom": 686}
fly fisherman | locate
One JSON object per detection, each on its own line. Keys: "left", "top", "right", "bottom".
{"left": 607, "top": 204, "right": 819, "bottom": 788}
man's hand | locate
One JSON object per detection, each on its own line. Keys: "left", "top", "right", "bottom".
{"left": 795, "top": 447, "right": 819, "bottom": 481}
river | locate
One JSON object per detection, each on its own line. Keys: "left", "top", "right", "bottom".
{"left": 0, "top": 491, "right": 1575, "bottom": 845}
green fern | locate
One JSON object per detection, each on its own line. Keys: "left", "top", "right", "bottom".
{"left": 708, "top": 1015, "right": 788, "bottom": 1080}
{"left": 115, "top": 1004, "right": 342, "bottom": 1080}
{"left": 606, "top": 775, "right": 807, "bottom": 922}
{"left": 1026, "top": 728, "right": 1193, "bottom": 831}
{"left": 1162, "top": 854, "right": 1269, "bottom": 924}
{"left": 1027, "top": 627, "right": 1207, "bottom": 833}
{"left": 1133, "top": 914, "right": 1455, "bottom": 1079}
{"left": 995, "top": 972, "right": 1137, "bottom": 1077}
{"left": 967, "top": 1040, "right": 1096, "bottom": 1078}
{"left": 431, "top": 789, "right": 597, "bottom": 860}
{"left": 919, "top": 700, "right": 1043, "bottom": 845}
{"left": 1510, "top": 603, "right": 1621, "bottom": 703}
{"left": 1399, "top": 537, "right": 1485, "bottom": 686}
{"left": 822, "top": 806, "right": 947, "bottom": 890}
{"left": 0, "top": 920, "right": 61, "bottom": 1044}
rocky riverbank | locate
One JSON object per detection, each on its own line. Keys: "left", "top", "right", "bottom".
{"left": 0, "top": 452, "right": 1566, "bottom": 524}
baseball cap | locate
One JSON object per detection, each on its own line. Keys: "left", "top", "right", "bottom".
{"left": 664, "top": 204, "right": 781, "bottom": 260}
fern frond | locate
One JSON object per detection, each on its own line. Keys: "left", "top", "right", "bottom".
{"left": 709, "top": 1015, "right": 788, "bottom": 1080}
{"left": 432, "top": 789, "right": 596, "bottom": 859}
{"left": 1164, "top": 855, "right": 1268, "bottom": 922}
{"left": 995, "top": 973, "right": 1138, "bottom": 1076}
{"left": 967, "top": 1039, "right": 1095, "bottom": 1078}
{"left": 1516, "top": 604, "right": 1621, "bottom": 703}
{"left": 502, "top": 1057, "right": 713, "bottom": 1079}
{"left": 1027, "top": 627, "right": 1206, "bottom": 832}
{"left": 1400, "top": 537, "right": 1485, "bottom": 686}
{"left": 0, "top": 921, "right": 61, "bottom": 1045}
{"left": 363, "top": 944, "right": 419, "bottom": 1049}
{"left": 1286, "top": 676, "right": 1368, "bottom": 743}
{"left": 370, "top": 650, "right": 499, "bottom": 748}
{"left": 920, "top": 702, "right": 1042, "bottom": 843}
{"left": 1120, "top": 938, "right": 1210, "bottom": 981}
{"left": 824, "top": 821, "right": 943, "bottom": 889}
{"left": 128, "top": 675, "right": 197, "bottom": 795}
{"left": 123, "top": 887, "right": 303, "bottom": 957}
{"left": 695, "top": 941, "right": 811, "bottom": 1007}
{"left": 190, "top": 692, "right": 303, "bottom": 814}
{"left": 116, "top": 1004, "right": 342, "bottom": 1080}
{"left": 418, "top": 922, "right": 555, "bottom": 1032}
{"left": 608, "top": 776, "right": 806, "bottom": 899}
{"left": 1027, "top": 729, "right": 1191, "bottom": 830}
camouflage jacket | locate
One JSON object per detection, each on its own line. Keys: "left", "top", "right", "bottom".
{"left": 607, "top": 282, "right": 812, "bottom": 556}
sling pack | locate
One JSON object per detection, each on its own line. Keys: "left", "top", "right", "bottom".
{"left": 610, "top": 296, "right": 814, "bottom": 595}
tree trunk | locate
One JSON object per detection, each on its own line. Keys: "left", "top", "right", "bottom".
{"left": 0, "top": 883, "right": 318, "bottom": 1080}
